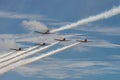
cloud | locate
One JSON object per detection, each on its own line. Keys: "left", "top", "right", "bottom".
{"left": 71, "top": 39, "right": 120, "bottom": 53}
{"left": 22, "top": 20, "right": 49, "bottom": 31}
{"left": 48, "top": 21, "right": 71, "bottom": 26}
{"left": 0, "top": 34, "right": 17, "bottom": 52}
{"left": 14, "top": 58, "right": 120, "bottom": 79}
{"left": 0, "top": 11, "right": 46, "bottom": 20}
{"left": 0, "top": 33, "right": 35, "bottom": 54}
{"left": 83, "top": 40, "right": 120, "bottom": 48}
{"left": 74, "top": 24, "right": 120, "bottom": 35}
{"left": 109, "top": 55, "right": 120, "bottom": 60}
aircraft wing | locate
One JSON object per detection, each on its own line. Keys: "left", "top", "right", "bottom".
{"left": 34, "top": 31, "right": 44, "bottom": 34}
{"left": 54, "top": 39, "right": 70, "bottom": 41}
{"left": 10, "top": 49, "right": 16, "bottom": 50}
{"left": 54, "top": 39, "right": 60, "bottom": 41}
{"left": 10, "top": 48, "right": 18, "bottom": 51}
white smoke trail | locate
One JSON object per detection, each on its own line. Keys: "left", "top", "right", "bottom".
{"left": 0, "top": 42, "right": 80, "bottom": 75}
{"left": 0, "top": 41, "right": 59, "bottom": 68}
{"left": 51, "top": 6, "right": 120, "bottom": 33}
{"left": 0, "top": 51, "right": 15, "bottom": 59}
{"left": 0, "top": 45, "right": 40, "bottom": 63}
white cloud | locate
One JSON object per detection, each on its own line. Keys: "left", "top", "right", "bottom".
{"left": 109, "top": 55, "right": 120, "bottom": 60}
{"left": 14, "top": 58, "right": 120, "bottom": 79}
{"left": 0, "top": 11, "right": 46, "bottom": 20}
{"left": 48, "top": 22, "right": 71, "bottom": 26}
{"left": 0, "top": 34, "right": 17, "bottom": 52}
{"left": 71, "top": 39, "right": 120, "bottom": 53}
{"left": 0, "top": 39, "right": 16, "bottom": 49}
{"left": 74, "top": 25, "right": 120, "bottom": 35}
{"left": 22, "top": 20, "right": 48, "bottom": 31}
{"left": 84, "top": 40, "right": 120, "bottom": 48}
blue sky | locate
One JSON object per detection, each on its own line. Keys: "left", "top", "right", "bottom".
{"left": 0, "top": 0, "right": 120, "bottom": 80}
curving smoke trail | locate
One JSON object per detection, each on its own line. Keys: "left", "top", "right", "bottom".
{"left": 0, "top": 42, "right": 81, "bottom": 75}
{"left": 51, "top": 6, "right": 120, "bottom": 33}
{"left": 0, "top": 41, "right": 59, "bottom": 68}
{"left": 0, "top": 45, "right": 40, "bottom": 63}
{"left": 0, "top": 51, "right": 15, "bottom": 59}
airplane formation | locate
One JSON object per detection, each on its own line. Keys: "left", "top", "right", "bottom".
{"left": 10, "top": 29, "right": 90, "bottom": 52}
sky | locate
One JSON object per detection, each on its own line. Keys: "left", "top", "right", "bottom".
{"left": 0, "top": 0, "right": 120, "bottom": 80}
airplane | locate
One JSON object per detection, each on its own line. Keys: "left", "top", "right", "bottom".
{"left": 76, "top": 39, "right": 91, "bottom": 43}
{"left": 35, "top": 43, "right": 48, "bottom": 46}
{"left": 34, "top": 30, "right": 53, "bottom": 34}
{"left": 54, "top": 38, "right": 70, "bottom": 41}
{"left": 10, "top": 48, "right": 22, "bottom": 51}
